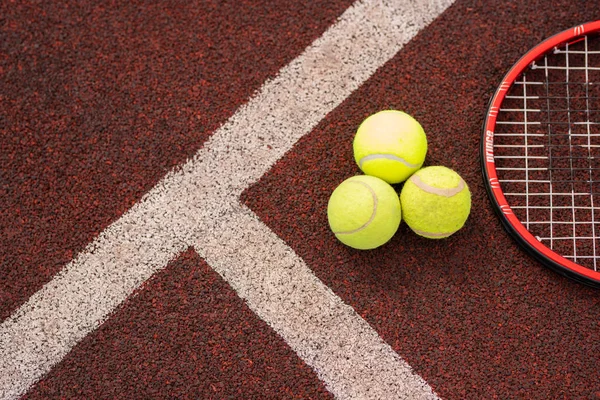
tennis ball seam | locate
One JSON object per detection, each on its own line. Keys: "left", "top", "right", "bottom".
{"left": 411, "top": 227, "right": 460, "bottom": 238}
{"left": 358, "top": 153, "right": 421, "bottom": 169}
{"left": 332, "top": 181, "right": 378, "bottom": 235}
{"left": 410, "top": 174, "right": 465, "bottom": 197}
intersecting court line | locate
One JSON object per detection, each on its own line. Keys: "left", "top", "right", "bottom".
{"left": 0, "top": 0, "right": 454, "bottom": 398}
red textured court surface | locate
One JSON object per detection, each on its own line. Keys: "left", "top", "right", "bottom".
{"left": 2, "top": 0, "right": 600, "bottom": 399}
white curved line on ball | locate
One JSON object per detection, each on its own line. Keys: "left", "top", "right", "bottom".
{"left": 358, "top": 154, "right": 420, "bottom": 168}
{"left": 334, "top": 181, "right": 378, "bottom": 235}
{"left": 411, "top": 228, "right": 458, "bottom": 238}
{"left": 409, "top": 175, "right": 465, "bottom": 197}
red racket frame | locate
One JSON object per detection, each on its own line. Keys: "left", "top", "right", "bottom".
{"left": 482, "top": 20, "right": 600, "bottom": 287}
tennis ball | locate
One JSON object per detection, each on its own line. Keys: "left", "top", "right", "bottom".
{"left": 353, "top": 110, "right": 427, "bottom": 184}
{"left": 327, "top": 175, "right": 401, "bottom": 250}
{"left": 400, "top": 166, "right": 471, "bottom": 239}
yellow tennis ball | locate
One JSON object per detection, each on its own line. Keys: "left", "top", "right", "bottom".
{"left": 327, "top": 175, "right": 401, "bottom": 250}
{"left": 353, "top": 110, "right": 427, "bottom": 184}
{"left": 400, "top": 166, "right": 471, "bottom": 239}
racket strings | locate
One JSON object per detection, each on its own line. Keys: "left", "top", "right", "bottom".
{"left": 494, "top": 33, "right": 600, "bottom": 270}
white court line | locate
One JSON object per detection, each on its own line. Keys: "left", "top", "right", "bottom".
{"left": 0, "top": 0, "right": 453, "bottom": 399}
{"left": 198, "top": 204, "right": 438, "bottom": 399}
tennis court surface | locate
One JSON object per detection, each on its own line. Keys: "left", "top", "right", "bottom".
{"left": 1, "top": 1, "right": 599, "bottom": 398}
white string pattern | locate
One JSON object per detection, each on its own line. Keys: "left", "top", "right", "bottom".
{"left": 494, "top": 34, "right": 600, "bottom": 270}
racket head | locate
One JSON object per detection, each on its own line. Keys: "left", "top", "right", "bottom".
{"left": 481, "top": 20, "right": 600, "bottom": 287}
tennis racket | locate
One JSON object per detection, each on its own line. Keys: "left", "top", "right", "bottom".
{"left": 482, "top": 20, "right": 600, "bottom": 287}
